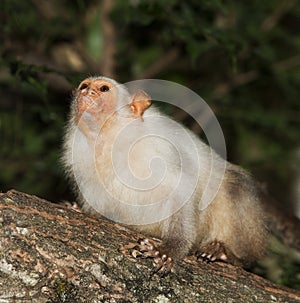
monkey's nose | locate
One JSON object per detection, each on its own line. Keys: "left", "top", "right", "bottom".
{"left": 87, "top": 89, "right": 97, "bottom": 97}
{"left": 79, "top": 87, "right": 97, "bottom": 98}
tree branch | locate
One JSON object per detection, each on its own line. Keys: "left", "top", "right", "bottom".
{"left": 0, "top": 190, "right": 299, "bottom": 302}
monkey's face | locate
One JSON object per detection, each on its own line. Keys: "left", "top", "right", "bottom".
{"left": 74, "top": 78, "right": 118, "bottom": 122}
{"left": 72, "top": 77, "right": 124, "bottom": 138}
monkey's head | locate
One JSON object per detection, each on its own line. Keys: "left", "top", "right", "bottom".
{"left": 72, "top": 76, "right": 152, "bottom": 135}
{"left": 73, "top": 76, "right": 125, "bottom": 123}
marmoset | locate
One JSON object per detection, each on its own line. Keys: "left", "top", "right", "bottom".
{"left": 63, "top": 76, "right": 267, "bottom": 273}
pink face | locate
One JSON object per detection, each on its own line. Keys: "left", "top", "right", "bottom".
{"left": 74, "top": 78, "right": 117, "bottom": 126}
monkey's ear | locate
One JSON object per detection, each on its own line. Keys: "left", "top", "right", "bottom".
{"left": 130, "top": 90, "right": 152, "bottom": 120}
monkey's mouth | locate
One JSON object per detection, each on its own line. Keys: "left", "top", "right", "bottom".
{"left": 76, "top": 94, "right": 102, "bottom": 118}
{"left": 77, "top": 94, "right": 100, "bottom": 109}
{"left": 77, "top": 93, "right": 97, "bottom": 104}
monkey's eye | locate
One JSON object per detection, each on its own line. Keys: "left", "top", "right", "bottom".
{"left": 99, "top": 85, "right": 110, "bottom": 92}
{"left": 79, "top": 83, "right": 89, "bottom": 90}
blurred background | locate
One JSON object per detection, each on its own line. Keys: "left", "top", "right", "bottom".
{"left": 0, "top": 0, "right": 299, "bottom": 289}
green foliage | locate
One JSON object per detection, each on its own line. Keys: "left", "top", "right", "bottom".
{"left": 0, "top": 0, "right": 299, "bottom": 198}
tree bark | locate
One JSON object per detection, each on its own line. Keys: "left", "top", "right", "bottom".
{"left": 0, "top": 190, "right": 299, "bottom": 303}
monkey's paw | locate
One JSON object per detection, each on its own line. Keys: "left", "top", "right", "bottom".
{"left": 132, "top": 238, "right": 174, "bottom": 276}
{"left": 198, "top": 241, "right": 228, "bottom": 262}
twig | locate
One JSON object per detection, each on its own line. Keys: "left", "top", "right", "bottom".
{"left": 213, "top": 53, "right": 300, "bottom": 99}
{"left": 100, "top": 0, "right": 116, "bottom": 78}
{"left": 31, "top": 0, "right": 56, "bottom": 19}
{"left": 274, "top": 53, "right": 300, "bottom": 72}
{"left": 74, "top": 41, "right": 102, "bottom": 74}
{"left": 137, "top": 48, "right": 180, "bottom": 79}
{"left": 261, "top": 0, "right": 297, "bottom": 32}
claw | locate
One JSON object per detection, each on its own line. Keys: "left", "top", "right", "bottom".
{"left": 128, "top": 238, "right": 174, "bottom": 276}
{"left": 220, "top": 253, "right": 228, "bottom": 261}
{"left": 132, "top": 249, "right": 142, "bottom": 258}
{"left": 151, "top": 256, "right": 173, "bottom": 277}
{"left": 198, "top": 241, "right": 229, "bottom": 263}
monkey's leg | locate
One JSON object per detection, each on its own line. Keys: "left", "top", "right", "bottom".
{"left": 132, "top": 205, "right": 197, "bottom": 275}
